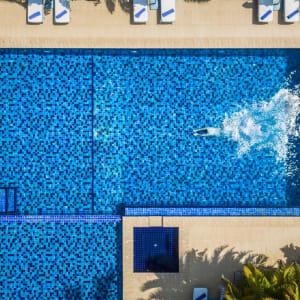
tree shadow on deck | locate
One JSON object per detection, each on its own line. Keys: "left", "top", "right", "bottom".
{"left": 2, "top": 0, "right": 26, "bottom": 8}
{"left": 140, "top": 243, "right": 300, "bottom": 300}
{"left": 3, "top": 0, "right": 53, "bottom": 15}
{"left": 119, "top": 0, "right": 130, "bottom": 13}
{"left": 104, "top": 0, "right": 115, "bottom": 13}
{"left": 140, "top": 245, "right": 268, "bottom": 300}
{"left": 281, "top": 243, "right": 300, "bottom": 265}
{"left": 242, "top": 0, "right": 267, "bottom": 25}
{"left": 89, "top": 0, "right": 130, "bottom": 14}
{"left": 9, "top": 0, "right": 132, "bottom": 14}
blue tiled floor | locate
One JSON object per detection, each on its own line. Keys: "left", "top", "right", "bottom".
{"left": 0, "top": 220, "right": 121, "bottom": 300}
{"left": 0, "top": 52, "right": 93, "bottom": 214}
{"left": 93, "top": 50, "right": 297, "bottom": 212}
{"left": 0, "top": 49, "right": 299, "bottom": 214}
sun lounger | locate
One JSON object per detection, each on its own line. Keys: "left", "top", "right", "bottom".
{"left": 258, "top": 0, "right": 273, "bottom": 22}
{"left": 27, "top": 0, "right": 44, "bottom": 24}
{"left": 193, "top": 288, "right": 208, "bottom": 300}
{"left": 133, "top": 0, "right": 149, "bottom": 23}
{"left": 284, "top": 0, "right": 299, "bottom": 22}
{"left": 55, "top": 0, "right": 70, "bottom": 24}
{"left": 161, "top": 0, "right": 176, "bottom": 23}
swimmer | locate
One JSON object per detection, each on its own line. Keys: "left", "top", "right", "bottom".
{"left": 193, "top": 127, "right": 221, "bottom": 136}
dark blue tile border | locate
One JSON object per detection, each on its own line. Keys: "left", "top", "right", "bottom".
{"left": 125, "top": 207, "right": 300, "bottom": 216}
{"left": 0, "top": 48, "right": 299, "bottom": 58}
{"left": 0, "top": 215, "right": 121, "bottom": 222}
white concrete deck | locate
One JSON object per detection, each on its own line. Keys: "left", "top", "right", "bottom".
{"left": 123, "top": 216, "right": 300, "bottom": 299}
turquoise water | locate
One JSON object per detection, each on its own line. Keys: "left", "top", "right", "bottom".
{"left": 0, "top": 49, "right": 299, "bottom": 214}
{"left": 0, "top": 219, "right": 121, "bottom": 300}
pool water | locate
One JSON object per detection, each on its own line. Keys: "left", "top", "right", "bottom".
{"left": 0, "top": 49, "right": 299, "bottom": 214}
{"left": 0, "top": 219, "right": 122, "bottom": 300}
{"left": 0, "top": 49, "right": 299, "bottom": 300}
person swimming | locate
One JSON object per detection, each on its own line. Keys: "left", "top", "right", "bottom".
{"left": 193, "top": 127, "right": 221, "bottom": 137}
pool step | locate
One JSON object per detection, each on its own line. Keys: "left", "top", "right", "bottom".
{"left": 0, "top": 188, "right": 17, "bottom": 214}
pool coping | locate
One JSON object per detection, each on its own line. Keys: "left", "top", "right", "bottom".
{"left": 125, "top": 207, "right": 300, "bottom": 216}
{"left": 0, "top": 215, "right": 122, "bottom": 222}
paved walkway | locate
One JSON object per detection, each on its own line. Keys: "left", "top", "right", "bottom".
{"left": 123, "top": 216, "right": 300, "bottom": 299}
{"left": 0, "top": 0, "right": 300, "bottom": 48}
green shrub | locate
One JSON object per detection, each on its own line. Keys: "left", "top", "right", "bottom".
{"left": 222, "top": 262, "right": 300, "bottom": 300}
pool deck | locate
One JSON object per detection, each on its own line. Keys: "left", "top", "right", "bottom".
{"left": 1, "top": 0, "right": 300, "bottom": 48}
{"left": 123, "top": 216, "right": 300, "bottom": 299}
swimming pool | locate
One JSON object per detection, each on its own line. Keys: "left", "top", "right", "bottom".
{"left": 0, "top": 49, "right": 299, "bottom": 214}
{"left": 0, "top": 216, "right": 122, "bottom": 300}
{"left": 0, "top": 49, "right": 299, "bottom": 300}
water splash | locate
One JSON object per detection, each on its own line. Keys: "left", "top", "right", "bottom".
{"left": 222, "top": 89, "right": 300, "bottom": 162}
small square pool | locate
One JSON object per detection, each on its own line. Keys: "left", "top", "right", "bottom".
{"left": 134, "top": 227, "right": 179, "bottom": 272}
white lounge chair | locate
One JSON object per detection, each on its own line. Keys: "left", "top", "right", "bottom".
{"left": 55, "top": 0, "right": 70, "bottom": 24}
{"left": 258, "top": 0, "right": 273, "bottom": 22}
{"left": 27, "top": 0, "right": 44, "bottom": 24}
{"left": 193, "top": 288, "right": 208, "bottom": 300}
{"left": 284, "top": 0, "right": 299, "bottom": 22}
{"left": 161, "top": 0, "right": 176, "bottom": 23}
{"left": 133, "top": 0, "right": 149, "bottom": 23}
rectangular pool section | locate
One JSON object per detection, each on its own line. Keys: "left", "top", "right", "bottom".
{"left": 0, "top": 49, "right": 299, "bottom": 300}
{"left": 0, "top": 51, "right": 93, "bottom": 214}
{"left": 0, "top": 49, "right": 299, "bottom": 214}
{"left": 0, "top": 217, "right": 122, "bottom": 300}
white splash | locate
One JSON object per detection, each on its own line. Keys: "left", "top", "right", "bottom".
{"left": 222, "top": 89, "right": 299, "bottom": 161}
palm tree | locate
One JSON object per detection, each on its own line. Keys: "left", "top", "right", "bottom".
{"left": 222, "top": 262, "right": 300, "bottom": 300}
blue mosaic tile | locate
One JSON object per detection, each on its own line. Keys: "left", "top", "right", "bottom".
{"left": 134, "top": 227, "right": 179, "bottom": 272}
{"left": 0, "top": 221, "right": 121, "bottom": 300}
{"left": 125, "top": 207, "right": 300, "bottom": 216}
{"left": 0, "top": 188, "right": 16, "bottom": 213}
{"left": 0, "top": 215, "right": 121, "bottom": 222}
{"left": 0, "top": 51, "right": 93, "bottom": 214}
{"left": 0, "top": 189, "right": 5, "bottom": 212}
{"left": 93, "top": 50, "right": 295, "bottom": 212}
{"left": 0, "top": 49, "right": 299, "bottom": 214}
{"left": 0, "top": 48, "right": 298, "bottom": 300}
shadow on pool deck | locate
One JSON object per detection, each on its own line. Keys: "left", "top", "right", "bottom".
{"left": 140, "top": 244, "right": 300, "bottom": 300}
{"left": 140, "top": 245, "right": 268, "bottom": 300}
{"left": 3, "top": 0, "right": 132, "bottom": 13}
{"left": 2, "top": 0, "right": 26, "bottom": 7}
{"left": 281, "top": 244, "right": 300, "bottom": 265}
